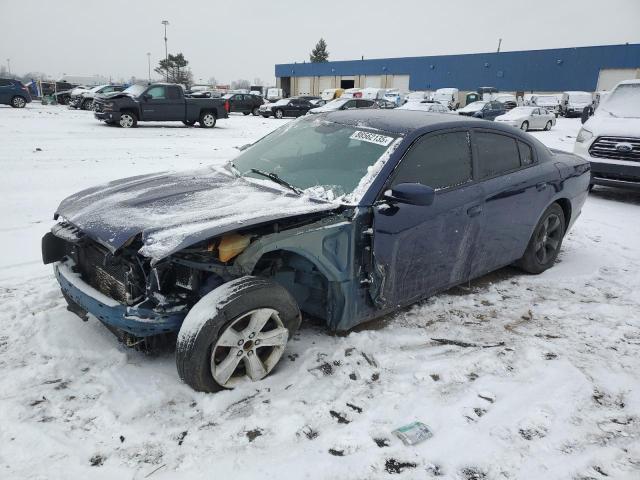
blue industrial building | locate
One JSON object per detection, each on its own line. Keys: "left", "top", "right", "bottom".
{"left": 275, "top": 43, "right": 640, "bottom": 96}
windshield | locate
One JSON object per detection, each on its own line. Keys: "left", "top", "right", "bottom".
{"left": 598, "top": 83, "right": 640, "bottom": 118}
{"left": 231, "top": 117, "right": 400, "bottom": 200}
{"left": 123, "top": 84, "right": 146, "bottom": 96}
{"left": 273, "top": 99, "right": 289, "bottom": 106}
{"left": 461, "top": 101, "right": 486, "bottom": 112}
{"left": 90, "top": 85, "right": 105, "bottom": 93}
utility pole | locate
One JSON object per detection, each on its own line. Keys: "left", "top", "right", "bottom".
{"left": 146, "top": 52, "right": 151, "bottom": 83}
{"left": 6, "top": 58, "right": 10, "bottom": 75}
{"left": 497, "top": 38, "right": 502, "bottom": 53}
{"left": 161, "top": 20, "right": 169, "bottom": 82}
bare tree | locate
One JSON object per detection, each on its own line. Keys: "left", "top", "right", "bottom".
{"left": 231, "top": 79, "right": 251, "bottom": 90}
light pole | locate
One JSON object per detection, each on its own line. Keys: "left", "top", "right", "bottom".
{"left": 161, "top": 20, "right": 169, "bottom": 82}
{"left": 146, "top": 52, "right": 151, "bottom": 83}
{"left": 6, "top": 58, "right": 10, "bottom": 75}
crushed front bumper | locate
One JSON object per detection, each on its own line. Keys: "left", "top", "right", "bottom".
{"left": 54, "top": 260, "right": 185, "bottom": 337}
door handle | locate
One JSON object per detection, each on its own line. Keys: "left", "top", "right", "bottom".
{"left": 536, "top": 182, "right": 547, "bottom": 191}
{"left": 467, "top": 205, "right": 483, "bottom": 217}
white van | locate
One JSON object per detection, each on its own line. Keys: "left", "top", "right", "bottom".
{"left": 559, "top": 91, "right": 592, "bottom": 117}
{"left": 574, "top": 80, "right": 640, "bottom": 190}
{"left": 433, "top": 88, "right": 460, "bottom": 109}
{"left": 321, "top": 88, "right": 344, "bottom": 101}
{"left": 341, "top": 88, "right": 363, "bottom": 99}
{"left": 266, "top": 88, "right": 284, "bottom": 101}
{"left": 361, "top": 87, "right": 386, "bottom": 100}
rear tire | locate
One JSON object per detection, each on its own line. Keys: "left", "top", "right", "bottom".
{"left": 516, "top": 203, "right": 565, "bottom": 274}
{"left": 81, "top": 99, "right": 93, "bottom": 110}
{"left": 182, "top": 120, "right": 196, "bottom": 126}
{"left": 261, "top": 114, "right": 270, "bottom": 118}
{"left": 199, "top": 111, "right": 216, "bottom": 128}
{"left": 11, "top": 96, "right": 26, "bottom": 108}
{"left": 176, "top": 276, "right": 301, "bottom": 393}
{"left": 243, "top": 111, "right": 250, "bottom": 116}
{"left": 118, "top": 112, "right": 137, "bottom": 128}
{"left": 520, "top": 121, "right": 529, "bottom": 131}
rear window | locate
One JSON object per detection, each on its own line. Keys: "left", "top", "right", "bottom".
{"left": 475, "top": 132, "right": 521, "bottom": 179}
{"left": 517, "top": 141, "right": 534, "bottom": 166}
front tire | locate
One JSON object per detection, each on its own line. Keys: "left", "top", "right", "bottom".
{"left": 81, "top": 99, "right": 93, "bottom": 110}
{"left": 199, "top": 111, "right": 216, "bottom": 128}
{"left": 118, "top": 112, "right": 137, "bottom": 128}
{"left": 520, "top": 121, "right": 529, "bottom": 131}
{"left": 182, "top": 120, "right": 196, "bottom": 126}
{"left": 274, "top": 109, "right": 284, "bottom": 119}
{"left": 261, "top": 114, "right": 270, "bottom": 118}
{"left": 544, "top": 120, "right": 552, "bottom": 131}
{"left": 517, "top": 203, "right": 565, "bottom": 274}
{"left": 11, "top": 96, "right": 26, "bottom": 108}
{"left": 252, "top": 107, "right": 260, "bottom": 116}
{"left": 176, "top": 276, "right": 301, "bottom": 393}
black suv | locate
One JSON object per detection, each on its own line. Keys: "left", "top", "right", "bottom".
{"left": 223, "top": 93, "right": 264, "bottom": 116}
{"left": 259, "top": 98, "right": 316, "bottom": 118}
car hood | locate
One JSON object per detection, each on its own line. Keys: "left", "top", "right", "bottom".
{"left": 583, "top": 115, "right": 640, "bottom": 137}
{"left": 54, "top": 166, "right": 338, "bottom": 261}
{"left": 98, "top": 91, "right": 135, "bottom": 101}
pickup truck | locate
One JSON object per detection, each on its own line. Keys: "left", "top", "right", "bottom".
{"left": 93, "top": 83, "right": 229, "bottom": 128}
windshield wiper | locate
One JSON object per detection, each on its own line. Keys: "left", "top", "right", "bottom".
{"left": 249, "top": 168, "right": 303, "bottom": 195}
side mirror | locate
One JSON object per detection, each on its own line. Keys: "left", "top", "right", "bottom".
{"left": 143, "top": 94, "right": 151, "bottom": 101}
{"left": 384, "top": 183, "right": 435, "bottom": 206}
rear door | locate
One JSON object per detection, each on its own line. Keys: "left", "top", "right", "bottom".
{"left": 468, "top": 129, "right": 555, "bottom": 278}
{"left": 372, "top": 129, "right": 485, "bottom": 307}
{"left": 0, "top": 79, "right": 12, "bottom": 103}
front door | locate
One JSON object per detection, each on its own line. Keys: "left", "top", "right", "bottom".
{"left": 372, "top": 130, "right": 485, "bottom": 307}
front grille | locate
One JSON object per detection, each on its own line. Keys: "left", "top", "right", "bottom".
{"left": 589, "top": 136, "right": 640, "bottom": 162}
{"left": 94, "top": 102, "right": 104, "bottom": 112}
{"left": 76, "top": 243, "right": 136, "bottom": 304}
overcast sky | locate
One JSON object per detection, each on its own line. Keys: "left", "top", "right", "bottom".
{"left": 1, "top": 0, "right": 639, "bottom": 85}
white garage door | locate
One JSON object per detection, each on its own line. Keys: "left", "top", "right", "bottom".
{"left": 364, "top": 75, "right": 382, "bottom": 88}
{"left": 391, "top": 75, "right": 410, "bottom": 91}
{"left": 319, "top": 76, "right": 333, "bottom": 91}
{"left": 597, "top": 68, "right": 640, "bottom": 90}
{"left": 296, "top": 77, "right": 312, "bottom": 95}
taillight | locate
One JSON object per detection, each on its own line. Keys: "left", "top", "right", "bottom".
{"left": 224, "top": 100, "right": 230, "bottom": 112}
{"left": 355, "top": 92, "right": 362, "bottom": 98}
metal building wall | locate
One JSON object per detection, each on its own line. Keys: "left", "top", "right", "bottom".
{"left": 275, "top": 44, "right": 640, "bottom": 92}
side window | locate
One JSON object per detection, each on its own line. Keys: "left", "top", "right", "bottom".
{"left": 356, "top": 99, "right": 372, "bottom": 108}
{"left": 475, "top": 131, "right": 521, "bottom": 179}
{"left": 167, "top": 86, "right": 181, "bottom": 99}
{"left": 392, "top": 131, "right": 473, "bottom": 190}
{"left": 343, "top": 100, "right": 357, "bottom": 109}
{"left": 146, "top": 86, "right": 166, "bottom": 99}
{"left": 0, "top": 79, "right": 11, "bottom": 86}
{"left": 517, "top": 140, "right": 534, "bottom": 166}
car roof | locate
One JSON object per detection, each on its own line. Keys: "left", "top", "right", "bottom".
{"left": 322, "top": 109, "right": 486, "bottom": 135}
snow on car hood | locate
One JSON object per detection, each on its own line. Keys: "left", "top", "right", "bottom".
{"left": 54, "top": 166, "right": 338, "bottom": 260}
{"left": 583, "top": 115, "right": 640, "bottom": 137}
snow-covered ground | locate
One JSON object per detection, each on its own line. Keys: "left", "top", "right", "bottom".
{"left": 1, "top": 104, "right": 639, "bottom": 480}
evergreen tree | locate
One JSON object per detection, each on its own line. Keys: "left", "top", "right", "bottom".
{"left": 310, "top": 38, "right": 329, "bottom": 63}
{"left": 154, "top": 53, "right": 193, "bottom": 87}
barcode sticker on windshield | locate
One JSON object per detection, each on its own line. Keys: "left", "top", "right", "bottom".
{"left": 350, "top": 130, "right": 394, "bottom": 146}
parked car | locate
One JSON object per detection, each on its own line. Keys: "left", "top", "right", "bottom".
{"left": 459, "top": 100, "right": 506, "bottom": 120}
{"left": 383, "top": 89, "right": 404, "bottom": 106}
{"left": 71, "top": 85, "right": 126, "bottom": 110}
{"left": 376, "top": 99, "right": 397, "bottom": 109}
{"left": 397, "top": 101, "right": 451, "bottom": 113}
{"left": 309, "top": 98, "right": 326, "bottom": 107}
{"left": 259, "top": 97, "right": 315, "bottom": 118}
{"left": 42, "top": 110, "right": 590, "bottom": 392}
{"left": 404, "top": 91, "right": 431, "bottom": 104}
{"left": 308, "top": 98, "right": 377, "bottom": 114}
{"left": 223, "top": 93, "right": 264, "bottom": 116}
{"left": 0, "top": 78, "right": 32, "bottom": 108}
{"left": 92, "top": 83, "right": 229, "bottom": 128}
{"left": 361, "top": 88, "right": 386, "bottom": 100}
{"left": 320, "top": 88, "right": 344, "bottom": 101}
{"left": 574, "top": 80, "right": 640, "bottom": 190}
{"left": 495, "top": 106, "right": 556, "bottom": 131}
{"left": 492, "top": 94, "right": 517, "bottom": 111}
{"left": 530, "top": 94, "right": 560, "bottom": 116}
{"left": 433, "top": 88, "right": 460, "bottom": 109}
{"left": 341, "top": 88, "right": 363, "bottom": 99}
{"left": 559, "top": 91, "right": 592, "bottom": 117}
{"left": 53, "top": 83, "right": 80, "bottom": 105}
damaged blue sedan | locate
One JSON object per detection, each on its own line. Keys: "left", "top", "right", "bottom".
{"left": 42, "top": 110, "right": 590, "bottom": 392}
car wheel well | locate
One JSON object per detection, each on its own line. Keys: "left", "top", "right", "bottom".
{"left": 554, "top": 198, "right": 572, "bottom": 230}
{"left": 252, "top": 250, "right": 330, "bottom": 324}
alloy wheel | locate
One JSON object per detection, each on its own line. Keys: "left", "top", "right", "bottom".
{"left": 119, "top": 114, "right": 134, "bottom": 128}
{"left": 13, "top": 97, "right": 26, "bottom": 108}
{"left": 202, "top": 114, "right": 215, "bottom": 127}
{"left": 275, "top": 109, "right": 283, "bottom": 119}
{"left": 534, "top": 213, "right": 562, "bottom": 264}
{"left": 210, "top": 308, "right": 288, "bottom": 387}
